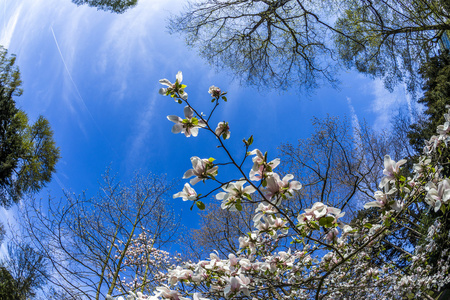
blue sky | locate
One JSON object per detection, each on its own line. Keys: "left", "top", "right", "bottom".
{"left": 0, "top": 0, "right": 416, "bottom": 249}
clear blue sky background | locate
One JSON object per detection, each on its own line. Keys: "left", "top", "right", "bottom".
{"left": 0, "top": 0, "right": 416, "bottom": 252}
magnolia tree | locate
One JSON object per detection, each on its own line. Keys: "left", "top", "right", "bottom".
{"left": 113, "top": 230, "right": 183, "bottom": 294}
{"left": 111, "top": 72, "right": 450, "bottom": 300}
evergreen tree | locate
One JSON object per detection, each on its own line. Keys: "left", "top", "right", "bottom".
{"left": 0, "top": 46, "right": 60, "bottom": 207}
{"left": 71, "top": 0, "right": 138, "bottom": 13}
{"left": 409, "top": 50, "right": 450, "bottom": 155}
{"left": 0, "top": 243, "right": 49, "bottom": 300}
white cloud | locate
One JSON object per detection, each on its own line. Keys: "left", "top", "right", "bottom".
{"left": 125, "top": 93, "right": 157, "bottom": 170}
{"left": 369, "top": 79, "right": 410, "bottom": 132}
{"left": 0, "top": 2, "right": 22, "bottom": 49}
{"left": 347, "top": 97, "right": 362, "bottom": 144}
{"left": 97, "top": 0, "right": 185, "bottom": 102}
{"left": 0, "top": 206, "right": 19, "bottom": 259}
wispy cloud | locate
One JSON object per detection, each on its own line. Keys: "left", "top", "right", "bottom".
{"left": 347, "top": 97, "right": 362, "bottom": 145}
{"left": 124, "top": 93, "right": 157, "bottom": 171}
{"left": 0, "top": 2, "right": 22, "bottom": 49}
{"left": 97, "top": 0, "right": 185, "bottom": 101}
{"left": 369, "top": 79, "right": 410, "bottom": 131}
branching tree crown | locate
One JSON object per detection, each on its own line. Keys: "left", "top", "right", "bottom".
{"left": 169, "top": 0, "right": 450, "bottom": 94}
{"left": 0, "top": 46, "right": 60, "bottom": 207}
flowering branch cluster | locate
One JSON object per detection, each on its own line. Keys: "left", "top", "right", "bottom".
{"left": 110, "top": 74, "right": 450, "bottom": 300}
{"left": 109, "top": 230, "right": 182, "bottom": 296}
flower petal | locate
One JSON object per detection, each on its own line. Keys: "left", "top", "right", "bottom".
{"left": 159, "top": 79, "right": 172, "bottom": 86}
{"left": 183, "top": 169, "right": 195, "bottom": 179}
{"left": 184, "top": 106, "right": 194, "bottom": 119}
{"left": 190, "top": 177, "right": 202, "bottom": 185}
{"left": 176, "top": 71, "right": 183, "bottom": 83}
{"left": 191, "top": 127, "right": 199, "bottom": 137}
{"left": 167, "top": 115, "right": 182, "bottom": 123}
{"left": 172, "top": 124, "right": 183, "bottom": 134}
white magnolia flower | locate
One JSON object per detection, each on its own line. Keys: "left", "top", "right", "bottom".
{"left": 425, "top": 178, "right": 450, "bottom": 212}
{"left": 159, "top": 71, "right": 188, "bottom": 100}
{"left": 193, "top": 293, "right": 210, "bottom": 300}
{"left": 304, "top": 202, "right": 345, "bottom": 220}
{"left": 183, "top": 156, "right": 218, "bottom": 185}
{"left": 173, "top": 183, "right": 197, "bottom": 201}
{"left": 364, "top": 187, "right": 398, "bottom": 210}
{"left": 325, "top": 228, "right": 339, "bottom": 243}
{"left": 155, "top": 285, "right": 188, "bottom": 300}
{"left": 379, "top": 155, "right": 407, "bottom": 188}
{"left": 264, "top": 173, "right": 302, "bottom": 200}
{"left": 215, "top": 121, "right": 230, "bottom": 139}
{"left": 208, "top": 85, "right": 223, "bottom": 98}
{"left": 216, "top": 180, "right": 256, "bottom": 210}
{"left": 437, "top": 112, "right": 450, "bottom": 139}
{"left": 167, "top": 106, "right": 206, "bottom": 137}
{"left": 248, "top": 149, "right": 280, "bottom": 181}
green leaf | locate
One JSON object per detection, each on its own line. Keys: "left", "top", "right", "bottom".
{"left": 208, "top": 157, "right": 215, "bottom": 162}
{"left": 196, "top": 201, "right": 205, "bottom": 210}
{"left": 248, "top": 135, "right": 253, "bottom": 145}
{"left": 235, "top": 203, "right": 242, "bottom": 211}
{"left": 364, "top": 223, "right": 373, "bottom": 229}
{"left": 222, "top": 96, "right": 227, "bottom": 102}
{"left": 319, "top": 216, "right": 335, "bottom": 227}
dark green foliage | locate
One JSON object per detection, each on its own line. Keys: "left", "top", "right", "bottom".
{"left": 0, "top": 46, "right": 60, "bottom": 207}
{"left": 0, "top": 267, "right": 19, "bottom": 300}
{"left": 0, "top": 243, "right": 49, "bottom": 300}
{"left": 406, "top": 50, "right": 450, "bottom": 293}
{"left": 71, "top": 0, "right": 138, "bottom": 13}
{"left": 409, "top": 50, "right": 450, "bottom": 154}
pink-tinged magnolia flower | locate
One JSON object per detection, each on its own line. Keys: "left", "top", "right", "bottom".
{"left": 183, "top": 156, "right": 218, "bottom": 185}
{"left": 379, "top": 155, "right": 407, "bottom": 188}
{"left": 304, "top": 202, "right": 345, "bottom": 220}
{"left": 208, "top": 85, "right": 223, "bottom": 98}
{"left": 437, "top": 112, "right": 450, "bottom": 139}
{"left": 248, "top": 149, "right": 280, "bottom": 181}
{"left": 193, "top": 293, "right": 210, "bottom": 300}
{"left": 224, "top": 275, "right": 251, "bottom": 298}
{"left": 297, "top": 213, "right": 313, "bottom": 226}
{"left": 253, "top": 203, "right": 277, "bottom": 224}
{"left": 155, "top": 285, "right": 188, "bottom": 300}
{"left": 167, "top": 106, "right": 206, "bottom": 137}
{"left": 424, "top": 135, "right": 440, "bottom": 154}
{"left": 364, "top": 187, "right": 398, "bottom": 210}
{"left": 173, "top": 183, "right": 197, "bottom": 201}
{"left": 215, "top": 122, "right": 230, "bottom": 139}
{"left": 216, "top": 180, "right": 256, "bottom": 211}
{"left": 325, "top": 228, "right": 339, "bottom": 243}
{"left": 159, "top": 71, "right": 188, "bottom": 100}
{"left": 425, "top": 179, "right": 450, "bottom": 212}
{"left": 264, "top": 173, "right": 302, "bottom": 200}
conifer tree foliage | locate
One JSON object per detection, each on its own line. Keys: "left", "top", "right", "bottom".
{"left": 0, "top": 243, "right": 49, "bottom": 300}
{"left": 409, "top": 50, "right": 450, "bottom": 155}
{"left": 71, "top": 0, "right": 138, "bottom": 13}
{"left": 0, "top": 46, "right": 60, "bottom": 207}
